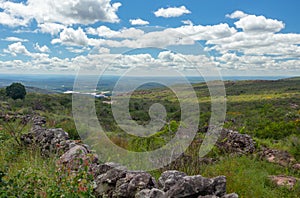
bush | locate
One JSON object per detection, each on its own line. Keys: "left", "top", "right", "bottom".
{"left": 6, "top": 83, "right": 26, "bottom": 100}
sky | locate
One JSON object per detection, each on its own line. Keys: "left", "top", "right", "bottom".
{"left": 0, "top": 0, "right": 300, "bottom": 76}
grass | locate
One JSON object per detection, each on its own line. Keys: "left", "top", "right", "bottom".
{"left": 202, "top": 156, "right": 300, "bottom": 198}
{"left": 1, "top": 77, "right": 300, "bottom": 197}
{"left": 0, "top": 131, "right": 94, "bottom": 197}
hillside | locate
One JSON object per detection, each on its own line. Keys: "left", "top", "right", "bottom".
{"left": 0, "top": 77, "right": 300, "bottom": 197}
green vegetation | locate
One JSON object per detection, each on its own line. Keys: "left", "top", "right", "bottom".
{"left": 0, "top": 118, "right": 94, "bottom": 197}
{"left": 1, "top": 77, "right": 300, "bottom": 197}
{"left": 6, "top": 83, "right": 26, "bottom": 100}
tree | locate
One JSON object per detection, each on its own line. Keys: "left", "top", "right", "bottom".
{"left": 6, "top": 83, "right": 26, "bottom": 100}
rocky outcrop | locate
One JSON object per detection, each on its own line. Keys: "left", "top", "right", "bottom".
{"left": 259, "top": 148, "right": 295, "bottom": 167}
{"left": 217, "top": 129, "right": 256, "bottom": 155}
{"left": 292, "top": 163, "right": 300, "bottom": 170}
{"left": 21, "top": 116, "right": 238, "bottom": 198}
{"left": 268, "top": 175, "right": 299, "bottom": 189}
{"left": 21, "top": 116, "right": 72, "bottom": 156}
{"left": 164, "top": 174, "right": 227, "bottom": 197}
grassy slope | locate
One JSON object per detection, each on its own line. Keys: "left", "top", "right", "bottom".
{"left": 0, "top": 77, "right": 300, "bottom": 197}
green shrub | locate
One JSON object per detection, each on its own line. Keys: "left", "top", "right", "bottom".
{"left": 6, "top": 83, "right": 26, "bottom": 100}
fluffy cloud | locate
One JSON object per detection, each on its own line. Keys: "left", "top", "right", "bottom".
{"left": 154, "top": 6, "right": 191, "bottom": 18}
{"left": 52, "top": 27, "right": 89, "bottom": 46}
{"left": 226, "top": 10, "right": 248, "bottom": 19}
{"left": 129, "top": 18, "right": 149, "bottom": 26}
{"left": 0, "top": 0, "right": 121, "bottom": 27}
{"left": 234, "top": 14, "right": 285, "bottom": 33}
{"left": 182, "top": 20, "right": 193, "bottom": 26}
{"left": 34, "top": 43, "right": 50, "bottom": 53}
{"left": 0, "top": 11, "right": 29, "bottom": 27}
{"left": 175, "top": 23, "right": 237, "bottom": 40}
{"left": 4, "top": 42, "right": 31, "bottom": 56}
{"left": 2, "top": 37, "right": 29, "bottom": 42}
{"left": 37, "top": 23, "right": 66, "bottom": 35}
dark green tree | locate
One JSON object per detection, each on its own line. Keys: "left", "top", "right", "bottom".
{"left": 6, "top": 83, "right": 26, "bottom": 100}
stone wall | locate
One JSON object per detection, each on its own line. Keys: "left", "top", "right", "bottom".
{"left": 21, "top": 116, "right": 238, "bottom": 198}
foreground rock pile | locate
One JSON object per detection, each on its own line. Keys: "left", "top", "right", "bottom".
{"left": 217, "top": 129, "right": 256, "bottom": 155}
{"left": 21, "top": 116, "right": 238, "bottom": 198}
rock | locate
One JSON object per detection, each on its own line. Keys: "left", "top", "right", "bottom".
{"left": 268, "top": 175, "right": 299, "bottom": 189}
{"left": 94, "top": 168, "right": 127, "bottom": 197}
{"left": 20, "top": 133, "right": 34, "bottom": 145}
{"left": 23, "top": 116, "right": 72, "bottom": 156}
{"left": 32, "top": 116, "right": 46, "bottom": 127}
{"left": 57, "top": 145, "right": 98, "bottom": 171}
{"left": 217, "top": 129, "right": 255, "bottom": 154}
{"left": 158, "top": 170, "right": 187, "bottom": 191}
{"left": 222, "top": 193, "right": 239, "bottom": 198}
{"left": 90, "top": 162, "right": 123, "bottom": 178}
{"left": 292, "top": 163, "right": 300, "bottom": 170}
{"left": 135, "top": 188, "right": 165, "bottom": 198}
{"left": 114, "top": 171, "right": 157, "bottom": 197}
{"left": 165, "top": 175, "right": 227, "bottom": 197}
{"left": 259, "top": 148, "right": 295, "bottom": 167}
{"left": 20, "top": 116, "right": 239, "bottom": 198}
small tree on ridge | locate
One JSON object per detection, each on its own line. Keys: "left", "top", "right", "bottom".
{"left": 6, "top": 82, "right": 26, "bottom": 100}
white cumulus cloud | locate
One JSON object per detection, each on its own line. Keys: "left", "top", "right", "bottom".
{"left": 34, "top": 43, "right": 50, "bottom": 53}
{"left": 37, "top": 23, "right": 66, "bottom": 35}
{"left": 226, "top": 10, "right": 248, "bottom": 19}
{"left": 4, "top": 42, "right": 31, "bottom": 56}
{"left": 0, "top": 0, "right": 121, "bottom": 27}
{"left": 52, "top": 27, "right": 89, "bottom": 46}
{"left": 154, "top": 6, "right": 191, "bottom": 18}
{"left": 234, "top": 14, "right": 285, "bottom": 33}
{"left": 129, "top": 18, "right": 149, "bottom": 26}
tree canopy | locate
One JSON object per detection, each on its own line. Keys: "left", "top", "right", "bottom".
{"left": 6, "top": 83, "right": 26, "bottom": 100}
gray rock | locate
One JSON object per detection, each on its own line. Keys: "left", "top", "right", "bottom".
{"left": 135, "top": 188, "right": 165, "bottom": 198}
{"left": 94, "top": 168, "right": 127, "bottom": 197}
{"left": 165, "top": 175, "right": 226, "bottom": 197}
{"left": 158, "top": 170, "right": 187, "bottom": 191}
{"left": 222, "top": 193, "right": 239, "bottom": 198}
{"left": 57, "top": 145, "right": 98, "bottom": 171}
{"left": 217, "top": 129, "right": 255, "bottom": 155}
{"left": 113, "top": 171, "right": 156, "bottom": 197}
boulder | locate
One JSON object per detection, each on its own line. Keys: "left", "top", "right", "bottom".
{"left": 114, "top": 172, "right": 157, "bottom": 197}
{"left": 135, "top": 188, "right": 165, "bottom": 198}
{"left": 165, "top": 175, "right": 227, "bottom": 197}
{"left": 217, "top": 129, "right": 255, "bottom": 154}
{"left": 158, "top": 170, "right": 187, "bottom": 191}
{"left": 94, "top": 167, "right": 127, "bottom": 197}
{"left": 57, "top": 144, "right": 98, "bottom": 171}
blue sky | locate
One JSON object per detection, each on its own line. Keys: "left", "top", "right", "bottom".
{"left": 0, "top": 0, "right": 300, "bottom": 76}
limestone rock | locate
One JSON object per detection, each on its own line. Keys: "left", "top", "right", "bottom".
{"left": 269, "top": 175, "right": 299, "bottom": 189}
{"left": 165, "top": 175, "right": 227, "bottom": 197}
{"left": 135, "top": 188, "right": 165, "bottom": 198}
{"left": 217, "top": 129, "right": 255, "bottom": 154}
{"left": 158, "top": 170, "right": 187, "bottom": 191}
{"left": 259, "top": 148, "right": 295, "bottom": 167}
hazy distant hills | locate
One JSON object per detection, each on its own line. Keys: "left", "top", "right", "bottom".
{"left": 1, "top": 74, "right": 298, "bottom": 94}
